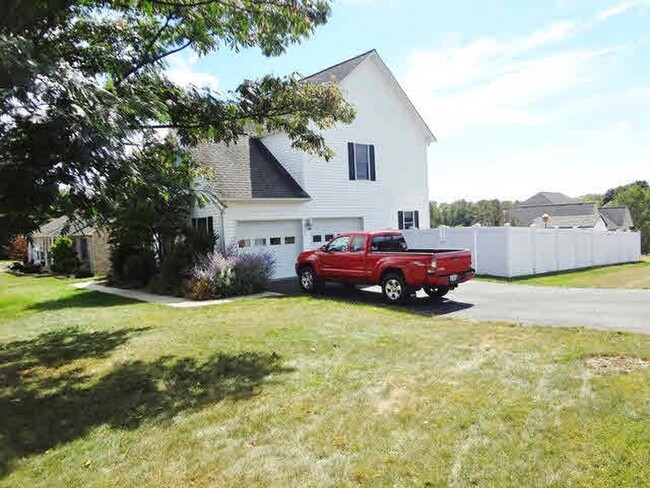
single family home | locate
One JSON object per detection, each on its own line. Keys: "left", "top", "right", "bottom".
{"left": 28, "top": 216, "right": 111, "bottom": 275}
{"left": 191, "top": 50, "right": 436, "bottom": 278}
{"left": 509, "top": 192, "right": 634, "bottom": 231}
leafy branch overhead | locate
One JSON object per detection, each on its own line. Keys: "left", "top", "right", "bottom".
{"left": 0, "top": 0, "right": 355, "bottom": 234}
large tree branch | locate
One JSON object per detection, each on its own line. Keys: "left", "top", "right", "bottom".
{"left": 116, "top": 39, "right": 192, "bottom": 87}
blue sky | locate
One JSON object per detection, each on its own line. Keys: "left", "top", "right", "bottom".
{"left": 167, "top": 0, "right": 650, "bottom": 202}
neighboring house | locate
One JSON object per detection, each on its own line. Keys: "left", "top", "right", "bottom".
{"left": 28, "top": 216, "right": 110, "bottom": 275}
{"left": 508, "top": 192, "right": 634, "bottom": 231}
{"left": 192, "top": 49, "right": 435, "bottom": 278}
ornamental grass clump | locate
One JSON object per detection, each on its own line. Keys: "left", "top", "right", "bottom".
{"left": 185, "top": 248, "right": 275, "bottom": 299}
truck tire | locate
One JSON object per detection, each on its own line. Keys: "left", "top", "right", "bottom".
{"left": 424, "top": 286, "right": 449, "bottom": 299}
{"left": 381, "top": 272, "right": 407, "bottom": 304}
{"left": 298, "top": 267, "right": 318, "bottom": 293}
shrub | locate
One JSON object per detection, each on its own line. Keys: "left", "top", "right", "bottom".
{"left": 74, "top": 263, "right": 93, "bottom": 278}
{"left": 50, "top": 236, "right": 78, "bottom": 274}
{"left": 109, "top": 246, "right": 156, "bottom": 287}
{"left": 185, "top": 248, "right": 275, "bottom": 300}
{"left": 3, "top": 235, "right": 28, "bottom": 261}
{"left": 9, "top": 262, "right": 42, "bottom": 274}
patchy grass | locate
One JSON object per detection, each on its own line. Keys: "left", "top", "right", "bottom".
{"left": 479, "top": 256, "right": 650, "bottom": 289}
{"left": 2, "top": 272, "right": 650, "bottom": 487}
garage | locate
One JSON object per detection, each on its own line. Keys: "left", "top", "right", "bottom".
{"left": 235, "top": 220, "right": 303, "bottom": 279}
{"left": 308, "top": 217, "right": 363, "bottom": 249}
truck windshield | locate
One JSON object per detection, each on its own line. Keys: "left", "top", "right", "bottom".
{"left": 370, "top": 234, "right": 407, "bottom": 252}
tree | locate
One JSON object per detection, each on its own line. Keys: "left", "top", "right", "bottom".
{"left": 3, "top": 235, "right": 28, "bottom": 261}
{"left": 430, "top": 199, "right": 514, "bottom": 227}
{"left": 0, "top": 0, "right": 354, "bottom": 235}
{"left": 608, "top": 183, "right": 650, "bottom": 253}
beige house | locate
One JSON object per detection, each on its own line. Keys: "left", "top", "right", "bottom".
{"left": 28, "top": 216, "right": 111, "bottom": 275}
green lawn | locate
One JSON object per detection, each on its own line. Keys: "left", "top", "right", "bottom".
{"left": 479, "top": 256, "right": 650, "bottom": 289}
{"left": 2, "top": 273, "right": 650, "bottom": 487}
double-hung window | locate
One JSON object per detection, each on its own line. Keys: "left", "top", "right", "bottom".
{"left": 191, "top": 216, "right": 214, "bottom": 235}
{"left": 398, "top": 210, "right": 420, "bottom": 230}
{"left": 347, "top": 142, "right": 376, "bottom": 181}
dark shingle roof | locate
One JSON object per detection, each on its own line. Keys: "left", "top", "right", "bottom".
{"left": 509, "top": 202, "right": 600, "bottom": 227}
{"left": 520, "top": 192, "right": 577, "bottom": 206}
{"left": 301, "top": 49, "right": 375, "bottom": 84}
{"left": 193, "top": 137, "right": 309, "bottom": 200}
{"left": 599, "top": 206, "right": 634, "bottom": 230}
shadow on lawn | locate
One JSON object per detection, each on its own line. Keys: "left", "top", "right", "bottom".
{"left": 28, "top": 290, "right": 135, "bottom": 311}
{"left": 0, "top": 327, "right": 290, "bottom": 477}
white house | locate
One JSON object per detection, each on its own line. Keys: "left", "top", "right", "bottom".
{"left": 191, "top": 50, "right": 435, "bottom": 278}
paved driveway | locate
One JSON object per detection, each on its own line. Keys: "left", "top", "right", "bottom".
{"left": 269, "top": 279, "right": 650, "bottom": 334}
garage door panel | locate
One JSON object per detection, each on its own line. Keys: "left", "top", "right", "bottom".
{"left": 235, "top": 220, "right": 302, "bottom": 279}
{"left": 309, "top": 217, "right": 363, "bottom": 249}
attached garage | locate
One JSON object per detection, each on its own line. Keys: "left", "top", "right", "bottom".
{"left": 235, "top": 220, "right": 303, "bottom": 279}
{"left": 308, "top": 217, "right": 363, "bottom": 249}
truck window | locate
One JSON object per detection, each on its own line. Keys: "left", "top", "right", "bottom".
{"left": 371, "top": 234, "right": 407, "bottom": 252}
{"left": 350, "top": 235, "right": 365, "bottom": 252}
{"left": 327, "top": 236, "right": 350, "bottom": 253}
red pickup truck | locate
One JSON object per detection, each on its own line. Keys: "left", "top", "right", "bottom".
{"left": 295, "top": 230, "right": 474, "bottom": 303}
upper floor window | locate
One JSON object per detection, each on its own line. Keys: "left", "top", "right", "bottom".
{"left": 398, "top": 210, "right": 420, "bottom": 230}
{"left": 347, "top": 142, "right": 376, "bottom": 181}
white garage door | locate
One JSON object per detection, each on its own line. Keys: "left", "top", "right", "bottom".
{"left": 309, "top": 217, "right": 363, "bottom": 249}
{"left": 235, "top": 220, "right": 303, "bottom": 279}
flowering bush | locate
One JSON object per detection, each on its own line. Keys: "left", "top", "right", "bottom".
{"left": 185, "top": 247, "right": 275, "bottom": 299}
{"left": 3, "top": 235, "right": 28, "bottom": 261}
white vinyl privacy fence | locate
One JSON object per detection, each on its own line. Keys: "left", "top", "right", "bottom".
{"left": 403, "top": 226, "right": 642, "bottom": 278}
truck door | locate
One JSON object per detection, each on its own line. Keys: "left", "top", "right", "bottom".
{"left": 320, "top": 235, "right": 351, "bottom": 278}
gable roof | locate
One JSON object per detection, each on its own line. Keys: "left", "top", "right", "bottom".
{"left": 302, "top": 49, "right": 375, "bottom": 84}
{"left": 32, "top": 216, "right": 95, "bottom": 238}
{"left": 509, "top": 202, "right": 600, "bottom": 227}
{"left": 520, "top": 192, "right": 577, "bottom": 206}
{"left": 192, "top": 137, "right": 310, "bottom": 200}
{"left": 599, "top": 206, "right": 634, "bottom": 230}
{"left": 302, "top": 49, "right": 436, "bottom": 143}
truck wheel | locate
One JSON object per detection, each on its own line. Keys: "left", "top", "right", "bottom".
{"left": 299, "top": 267, "right": 318, "bottom": 293}
{"left": 424, "top": 286, "right": 449, "bottom": 299}
{"left": 381, "top": 273, "right": 407, "bottom": 304}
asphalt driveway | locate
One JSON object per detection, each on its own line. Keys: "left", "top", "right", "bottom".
{"left": 269, "top": 279, "right": 650, "bottom": 334}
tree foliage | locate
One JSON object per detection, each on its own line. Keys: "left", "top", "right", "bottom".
{"left": 607, "top": 181, "right": 650, "bottom": 253}
{"left": 430, "top": 199, "right": 515, "bottom": 227}
{"left": 3, "top": 235, "right": 28, "bottom": 261}
{"left": 0, "top": 0, "right": 354, "bottom": 235}
{"left": 50, "top": 236, "right": 77, "bottom": 274}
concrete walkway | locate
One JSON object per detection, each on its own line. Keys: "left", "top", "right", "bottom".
{"left": 73, "top": 281, "right": 281, "bottom": 308}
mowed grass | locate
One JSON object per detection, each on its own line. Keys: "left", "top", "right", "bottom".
{"left": 2, "top": 273, "right": 650, "bottom": 487}
{"left": 479, "top": 256, "right": 650, "bottom": 289}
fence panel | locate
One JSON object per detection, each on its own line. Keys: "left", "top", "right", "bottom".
{"left": 404, "top": 227, "right": 641, "bottom": 277}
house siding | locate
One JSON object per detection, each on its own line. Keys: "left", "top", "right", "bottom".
{"left": 191, "top": 52, "right": 432, "bottom": 272}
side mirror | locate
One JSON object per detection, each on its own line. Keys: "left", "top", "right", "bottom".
{"left": 320, "top": 244, "right": 328, "bottom": 252}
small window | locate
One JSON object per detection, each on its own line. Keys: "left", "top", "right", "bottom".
{"left": 270, "top": 237, "right": 281, "bottom": 246}
{"left": 324, "top": 234, "right": 334, "bottom": 241}
{"left": 284, "top": 236, "right": 296, "bottom": 244}
{"left": 350, "top": 235, "right": 365, "bottom": 252}
{"left": 238, "top": 239, "right": 251, "bottom": 248}
{"left": 371, "top": 234, "right": 407, "bottom": 252}
{"left": 254, "top": 238, "right": 267, "bottom": 246}
{"left": 328, "top": 236, "right": 350, "bottom": 253}
{"left": 312, "top": 235, "right": 322, "bottom": 243}
{"left": 192, "top": 216, "right": 214, "bottom": 234}
{"left": 398, "top": 210, "right": 420, "bottom": 230}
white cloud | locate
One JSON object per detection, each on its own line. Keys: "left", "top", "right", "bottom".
{"left": 166, "top": 54, "right": 220, "bottom": 91}
{"left": 596, "top": 1, "right": 635, "bottom": 21}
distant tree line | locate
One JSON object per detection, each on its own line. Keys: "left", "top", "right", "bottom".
{"left": 429, "top": 199, "right": 515, "bottom": 227}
